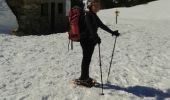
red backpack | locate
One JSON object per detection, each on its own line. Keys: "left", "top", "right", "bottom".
{"left": 68, "top": 7, "right": 81, "bottom": 42}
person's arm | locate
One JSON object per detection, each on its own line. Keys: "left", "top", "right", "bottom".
{"left": 96, "top": 15, "right": 117, "bottom": 35}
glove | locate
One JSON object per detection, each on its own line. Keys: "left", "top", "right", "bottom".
{"left": 111, "top": 30, "right": 120, "bottom": 37}
{"left": 93, "top": 37, "right": 101, "bottom": 44}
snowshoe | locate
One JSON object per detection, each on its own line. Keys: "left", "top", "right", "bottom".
{"left": 71, "top": 78, "right": 98, "bottom": 88}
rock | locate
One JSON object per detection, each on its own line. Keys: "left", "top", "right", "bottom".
{"left": 5, "top": 0, "right": 69, "bottom": 36}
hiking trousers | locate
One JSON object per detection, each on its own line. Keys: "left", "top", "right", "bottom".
{"left": 80, "top": 38, "right": 96, "bottom": 80}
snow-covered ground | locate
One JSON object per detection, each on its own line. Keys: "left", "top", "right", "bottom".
{"left": 0, "top": 0, "right": 170, "bottom": 100}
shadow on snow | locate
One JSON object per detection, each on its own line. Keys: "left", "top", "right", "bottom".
{"left": 96, "top": 83, "right": 170, "bottom": 100}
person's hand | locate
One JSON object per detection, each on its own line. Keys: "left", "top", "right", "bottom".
{"left": 112, "top": 30, "right": 120, "bottom": 37}
{"left": 93, "top": 36, "right": 101, "bottom": 44}
{"left": 96, "top": 37, "right": 101, "bottom": 44}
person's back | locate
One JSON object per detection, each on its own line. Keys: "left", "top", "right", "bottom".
{"left": 80, "top": 11, "right": 100, "bottom": 39}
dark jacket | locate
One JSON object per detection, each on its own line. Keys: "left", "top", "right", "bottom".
{"left": 80, "top": 11, "right": 115, "bottom": 39}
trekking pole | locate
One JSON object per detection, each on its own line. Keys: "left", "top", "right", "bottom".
{"left": 98, "top": 44, "right": 104, "bottom": 95}
{"left": 71, "top": 40, "right": 73, "bottom": 50}
{"left": 68, "top": 40, "right": 73, "bottom": 51}
{"left": 107, "top": 36, "right": 118, "bottom": 83}
{"left": 68, "top": 39, "right": 70, "bottom": 51}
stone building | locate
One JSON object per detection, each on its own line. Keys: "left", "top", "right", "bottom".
{"left": 6, "top": 0, "right": 71, "bottom": 36}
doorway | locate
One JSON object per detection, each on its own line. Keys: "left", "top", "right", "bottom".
{"left": 51, "top": 2, "right": 55, "bottom": 31}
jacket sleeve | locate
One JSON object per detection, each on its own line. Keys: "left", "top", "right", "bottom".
{"left": 85, "top": 12, "right": 98, "bottom": 38}
{"left": 96, "top": 15, "right": 114, "bottom": 34}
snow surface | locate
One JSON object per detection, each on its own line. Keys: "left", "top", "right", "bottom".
{"left": 1, "top": 0, "right": 170, "bottom": 100}
{"left": 99, "top": 0, "right": 170, "bottom": 21}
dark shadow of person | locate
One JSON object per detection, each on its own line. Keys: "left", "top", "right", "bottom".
{"left": 95, "top": 83, "right": 170, "bottom": 100}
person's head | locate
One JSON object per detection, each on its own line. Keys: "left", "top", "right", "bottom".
{"left": 72, "top": 0, "right": 84, "bottom": 9}
{"left": 87, "top": 0, "right": 101, "bottom": 13}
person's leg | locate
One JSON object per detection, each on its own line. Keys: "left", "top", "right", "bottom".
{"left": 80, "top": 39, "right": 95, "bottom": 80}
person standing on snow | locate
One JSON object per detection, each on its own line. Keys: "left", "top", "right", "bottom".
{"left": 74, "top": 0, "right": 120, "bottom": 87}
